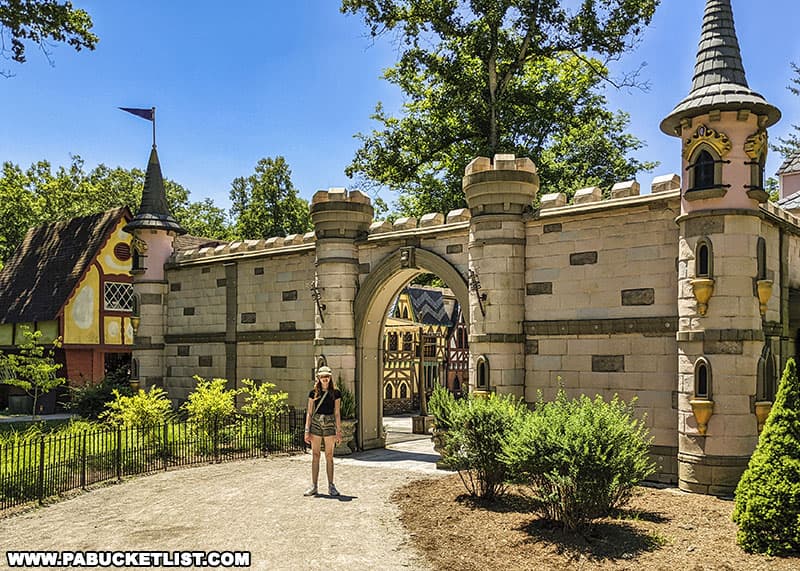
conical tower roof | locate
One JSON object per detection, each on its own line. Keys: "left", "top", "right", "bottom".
{"left": 123, "top": 146, "right": 186, "bottom": 235}
{"left": 660, "top": 0, "right": 780, "bottom": 135}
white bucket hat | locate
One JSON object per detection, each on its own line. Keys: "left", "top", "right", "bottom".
{"left": 316, "top": 365, "right": 333, "bottom": 377}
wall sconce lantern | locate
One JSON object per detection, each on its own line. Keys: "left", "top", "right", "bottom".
{"left": 309, "top": 278, "right": 326, "bottom": 323}
{"left": 130, "top": 294, "right": 141, "bottom": 336}
{"left": 468, "top": 269, "right": 487, "bottom": 317}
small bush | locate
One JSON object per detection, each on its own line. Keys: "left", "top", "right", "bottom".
{"left": 240, "top": 378, "right": 289, "bottom": 420}
{"left": 68, "top": 366, "right": 133, "bottom": 419}
{"left": 503, "top": 391, "right": 654, "bottom": 531}
{"left": 100, "top": 386, "right": 172, "bottom": 428}
{"left": 732, "top": 358, "right": 800, "bottom": 555}
{"left": 443, "top": 393, "right": 527, "bottom": 500}
{"left": 428, "top": 385, "right": 456, "bottom": 432}
{"left": 183, "top": 376, "right": 237, "bottom": 425}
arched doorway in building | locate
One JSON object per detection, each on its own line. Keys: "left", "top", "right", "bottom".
{"left": 354, "top": 248, "right": 469, "bottom": 450}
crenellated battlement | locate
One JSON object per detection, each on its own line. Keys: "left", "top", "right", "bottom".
{"left": 172, "top": 232, "right": 316, "bottom": 263}
{"left": 310, "top": 186, "right": 372, "bottom": 207}
{"left": 310, "top": 187, "right": 374, "bottom": 240}
{"left": 367, "top": 208, "right": 471, "bottom": 236}
{"left": 463, "top": 154, "right": 540, "bottom": 215}
{"left": 538, "top": 173, "right": 681, "bottom": 213}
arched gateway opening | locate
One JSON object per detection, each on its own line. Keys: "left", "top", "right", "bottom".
{"left": 354, "top": 248, "right": 470, "bottom": 450}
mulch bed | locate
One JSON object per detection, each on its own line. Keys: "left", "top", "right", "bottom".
{"left": 393, "top": 474, "right": 798, "bottom": 570}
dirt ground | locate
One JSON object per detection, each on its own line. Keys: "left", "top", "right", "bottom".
{"left": 394, "top": 474, "right": 799, "bottom": 571}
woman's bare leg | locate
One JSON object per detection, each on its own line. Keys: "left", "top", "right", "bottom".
{"left": 310, "top": 435, "right": 322, "bottom": 486}
{"left": 323, "top": 435, "right": 336, "bottom": 485}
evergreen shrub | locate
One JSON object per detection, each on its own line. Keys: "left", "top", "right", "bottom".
{"left": 443, "top": 393, "right": 526, "bottom": 500}
{"left": 503, "top": 391, "right": 654, "bottom": 530}
{"left": 732, "top": 358, "right": 800, "bottom": 555}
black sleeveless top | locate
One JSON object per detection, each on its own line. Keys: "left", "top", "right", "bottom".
{"left": 308, "top": 389, "right": 341, "bottom": 415}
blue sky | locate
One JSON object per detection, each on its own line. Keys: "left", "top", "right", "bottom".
{"left": 1, "top": 1, "right": 799, "bottom": 214}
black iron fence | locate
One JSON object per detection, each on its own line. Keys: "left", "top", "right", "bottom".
{"left": 0, "top": 410, "right": 306, "bottom": 511}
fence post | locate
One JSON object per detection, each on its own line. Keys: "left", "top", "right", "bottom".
{"left": 36, "top": 436, "right": 45, "bottom": 505}
{"left": 81, "top": 432, "right": 87, "bottom": 490}
{"left": 213, "top": 416, "right": 219, "bottom": 463}
{"left": 115, "top": 428, "right": 122, "bottom": 481}
{"left": 163, "top": 421, "right": 168, "bottom": 471}
{"left": 261, "top": 414, "right": 267, "bottom": 456}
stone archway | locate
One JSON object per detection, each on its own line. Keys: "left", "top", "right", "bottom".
{"left": 354, "top": 247, "right": 470, "bottom": 450}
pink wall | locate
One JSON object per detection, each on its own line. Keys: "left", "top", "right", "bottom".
{"left": 680, "top": 112, "right": 764, "bottom": 215}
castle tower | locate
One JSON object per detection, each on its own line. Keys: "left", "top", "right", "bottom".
{"left": 309, "top": 188, "right": 373, "bottom": 431}
{"left": 463, "top": 154, "right": 538, "bottom": 397}
{"left": 123, "top": 146, "right": 186, "bottom": 390}
{"left": 661, "top": 0, "right": 781, "bottom": 494}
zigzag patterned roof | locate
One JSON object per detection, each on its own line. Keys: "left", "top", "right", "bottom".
{"left": 406, "top": 286, "right": 451, "bottom": 326}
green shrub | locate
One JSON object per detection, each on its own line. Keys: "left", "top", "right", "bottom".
{"left": 732, "top": 358, "right": 800, "bottom": 555}
{"left": 338, "top": 384, "right": 356, "bottom": 419}
{"left": 100, "top": 386, "right": 172, "bottom": 428}
{"left": 442, "top": 393, "right": 527, "bottom": 500}
{"left": 183, "top": 376, "right": 236, "bottom": 424}
{"left": 240, "top": 378, "right": 289, "bottom": 420}
{"left": 67, "top": 366, "right": 133, "bottom": 419}
{"left": 503, "top": 391, "right": 654, "bottom": 531}
{"left": 428, "top": 385, "right": 456, "bottom": 431}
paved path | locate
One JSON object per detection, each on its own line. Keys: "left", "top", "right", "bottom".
{"left": 0, "top": 420, "right": 446, "bottom": 571}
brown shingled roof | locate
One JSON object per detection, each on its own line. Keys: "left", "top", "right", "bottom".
{"left": 0, "top": 208, "right": 131, "bottom": 323}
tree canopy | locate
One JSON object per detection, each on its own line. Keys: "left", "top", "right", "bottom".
{"left": 0, "top": 0, "right": 97, "bottom": 76}
{"left": 342, "top": 0, "right": 660, "bottom": 216}
{"left": 0, "top": 156, "right": 228, "bottom": 266}
{"left": 228, "top": 156, "right": 311, "bottom": 240}
{"left": 775, "top": 62, "right": 800, "bottom": 165}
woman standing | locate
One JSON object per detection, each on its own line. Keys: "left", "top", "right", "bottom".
{"left": 303, "top": 365, "right": 342, "bottom": 496}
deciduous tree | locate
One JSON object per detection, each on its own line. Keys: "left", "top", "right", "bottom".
{"left": 342, "top": 0, "right": 659, "bottom": 216}
{"left": 229, "top": 156, "right": 311, "bottom": 240}
{"left": 0, "top": 0, "right": 97, "bottom": 76}
{"left": 0, "top": 326, "right": 66, "bottom": 419}
{"left": 0, "top": 156, "right": 230, "bottom": 265}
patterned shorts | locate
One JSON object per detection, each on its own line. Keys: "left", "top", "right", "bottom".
{"left": 310, "top": 413, "right": 337, "bottom": 437}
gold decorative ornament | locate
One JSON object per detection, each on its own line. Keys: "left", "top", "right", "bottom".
{"left": 690, "top": 278, "right": 715, "bottom": 316}
{"left": 131, "top": 235, "right": 149, "bottom": 254}
{"left": 683, "top": 124, "right": 732, "bottom": 160}
{"left": 756, "top": 279, "right": 773, "bottom": 315}
{"left": 744, "top": 129, "right": 768, "bottom": 161}
{"left": 130, "top": 316, "right": 141, "bottom": 335}
{"left": 754, "top": 401, "right": 772, "bottom": 433}
{"left": 689, "top": 398, "right": 714, "bottom": 435}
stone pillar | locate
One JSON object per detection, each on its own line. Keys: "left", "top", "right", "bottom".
{"left": 463, "top": 154, "right": 538, "bottom": 398}
{"left": 309, "top": 188, "right": 374, "bottom": 437}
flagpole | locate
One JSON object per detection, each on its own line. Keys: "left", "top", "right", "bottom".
{"left": 152, "top": 106, "right": 157, "bottom": 148}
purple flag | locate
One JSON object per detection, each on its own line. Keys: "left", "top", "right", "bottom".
{"left": 119, "top": 107, "right": 154, "bottom": 121}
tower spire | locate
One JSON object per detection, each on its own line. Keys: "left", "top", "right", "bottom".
{"left": 123, "top": 146, "right": 186, "bottom": 235}
{"left": 661, "top": 0, "right": 779, "bottom": 135}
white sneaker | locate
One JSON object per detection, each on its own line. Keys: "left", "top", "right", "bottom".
{"left": 303, "top": 485, "right": 318, "bottom": 496}
{"left": 328, "top": 483, "right": 340, "bottom": 496}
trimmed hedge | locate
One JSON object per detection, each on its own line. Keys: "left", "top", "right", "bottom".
{"left": 732, "top": 358, "right": 800, "bottom": 555}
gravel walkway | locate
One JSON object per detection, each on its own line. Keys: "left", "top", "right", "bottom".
{"left": 0, "top": 439, "right": 445, "bottom": 570}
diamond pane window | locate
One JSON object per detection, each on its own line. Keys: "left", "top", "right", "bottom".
{"left": 104, "top": 282, "right": 133, "bottom": 311}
